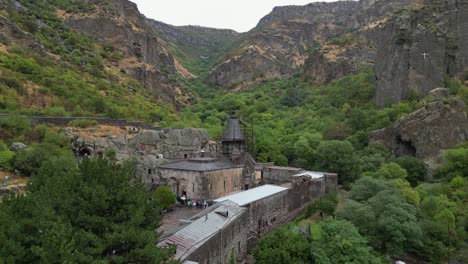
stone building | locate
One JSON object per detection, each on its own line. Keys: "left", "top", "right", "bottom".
{"left": 260, "top": 166, "right": 303, "bottom": 184}
{"left": 159, "top": 173, "right": 338, "bottom": 264}
{"left": 157, "top": 158, "right": 244, "bottom": 200}
{"left": 154, "top": 115, "right": 262, "bottom": 201}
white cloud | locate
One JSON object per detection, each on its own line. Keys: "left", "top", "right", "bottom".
{"left": 130, "top": 0, "right": 338, "bottom": 32}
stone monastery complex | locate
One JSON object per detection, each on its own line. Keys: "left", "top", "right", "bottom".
{"left": 64, "top": 116, "right": 338, "bottom": 263}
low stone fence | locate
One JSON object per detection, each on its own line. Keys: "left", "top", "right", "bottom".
{"left": 0, "top": 114, "right": 163, "bottom": 130}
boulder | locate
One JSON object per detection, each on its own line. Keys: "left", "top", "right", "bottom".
{"left": 9, "top": 142, "right": 28, "bottom": 152}
{"left": 429, "top": 87, "right": 451, "bottom": 100}
{"left": 369, "top": 99, "right": 468, "bottom": 170}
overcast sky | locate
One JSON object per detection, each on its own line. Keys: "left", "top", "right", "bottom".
{"left": 130, "top": 0, "right": 337, "bottom": 32}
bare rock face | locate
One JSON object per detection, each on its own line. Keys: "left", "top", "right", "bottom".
{"left": 373, "top": 0, "right": 465, "bottom": 107}
{"left": 369, "top": 99, "right": 468, "bottom": 170}
{"left": 429, "top": 87, "right": 451, "bottom": 100}
{"left": 62, "top": 0, "right": 180, "bottom": 103}
{"left": 209, "top": 0, "right": 418, "bottom": 90}
{"left": 302, "top": 0, "right": 468, "bottom": 107}
{"left": 208, "top": 1, "right": 361, "bottom": 89}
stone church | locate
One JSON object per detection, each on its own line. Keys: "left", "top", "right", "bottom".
{"left": 157, "top": 115, "right": 258, "bottom": 200}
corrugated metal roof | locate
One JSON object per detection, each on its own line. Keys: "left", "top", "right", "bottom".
{"left": 293, "top": 171, "right": 337, "bottom": 179}
{"left": 293, "top": 171, "right": 326, "bottom": 179}
{"left": 222, "top": 116, "right": 244, "bottom": 141}
{"left": 158, "top": 200, "right": 245, "bottom": 261}
{"left": 214, "top": 185, "right": 289, "bottom": 206}
{"left": 158, "top": 159, "right": 243, "bottom": 172}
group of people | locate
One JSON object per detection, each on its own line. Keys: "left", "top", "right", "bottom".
{"left": 176, "top": 194, "right": 211, "bottom": 209}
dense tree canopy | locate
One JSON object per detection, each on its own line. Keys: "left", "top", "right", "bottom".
{"left": 0, "top": 158, "right": 171, "bottom": 263}
{"left": 311, "top": 221, "right": 382, "bottom": 264}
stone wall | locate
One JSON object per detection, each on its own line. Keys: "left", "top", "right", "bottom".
{"left": 246, "top": 188, "right": 290, "bottom": 237}
{"left": 187, "top": 212, "right": 249, "bottom": 264}
{"left": 158, "top": 167, "right": 243, "bottom": 200}
{"left": 261, "top": 166, "right": 302, "bottom": 184}
{"left": 175, "top": 172, "right": 339, "bottom": 264}
{"left": 65, "top": 127, "right": 217, "bottom": 183}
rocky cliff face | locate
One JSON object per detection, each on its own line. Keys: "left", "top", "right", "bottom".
{"left": 369, "top": 99, "right": 468, "bottom": 170}
{"left": 60, "top": 0, "right": 182, "bottom": 103}
{"left": 207, "top": 0, "right": 417, "bottom": 90}
{"left": 208, "top": 1, "right": 362, "bottom": 89}
{"left": 373, "top": 0, "right": 468, "bottom": 107}
{"left": 207, "top": 0, "right": 467, "bottom": 106}
{"left": 304, "top": 0, "right": 468, "bottom": 106}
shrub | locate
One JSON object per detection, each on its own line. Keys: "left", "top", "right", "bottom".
{"left": 0, "top": 76, "right": 26, "bottom": 95}
{"left": 0, "top": 148, "right": 15, "bottom": 171}
{"left": 152, "top": 186, "right": 175, "bottom": 210}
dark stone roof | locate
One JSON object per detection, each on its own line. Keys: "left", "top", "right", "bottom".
{"left": 158, "top": 158, "right": 244, "bottom": 172}
{"left": 222, "top": 116, "right": 244, "bottom": 141}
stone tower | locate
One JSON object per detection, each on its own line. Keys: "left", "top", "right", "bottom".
{"left": 221, "top": 115, "right": 245, "bottom": 160}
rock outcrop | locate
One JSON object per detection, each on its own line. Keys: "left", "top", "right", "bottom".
{"left": 369, "top": 99, "right": 468, "bottom": 170}
{"left": 208, "top": 1, "right": 362, "bottom": 89}
{"left": 373, "top": 0, "right": 468, "bottom": 107}
{"left": 304, "top": 0, "right": 468, "bottom": 107}
{"left": 208, "top": 0, "right": 418, "bottom": 90}
{"left": 65, "top": 126, "right": 219, "bottom": 183}
{"left": 207, "top": 0, "right": 467, "bottom": 105}
{"left": 61, "top": 0, "right": 181, "bottom": 103}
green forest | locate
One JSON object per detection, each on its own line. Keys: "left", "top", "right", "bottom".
{"left": 0, "top": 0, "right": 468, "bottom": 263}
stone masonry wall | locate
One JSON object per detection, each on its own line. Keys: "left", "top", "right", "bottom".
{"left": 261, "top": 167, "right": 302, "bottom": 184}
{"left": 158, "top": 167, "right": 243, "bottom": 200}
{"left": 187, "top": 212, "right": 249, "bottom": 264}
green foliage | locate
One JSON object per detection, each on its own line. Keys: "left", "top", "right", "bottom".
{"left": 253, "top": 225, "right": 313, "bottom": 264}
{"left": 68, "top": 119, "right": 99, "bottom": 128}
{"left": 0, "top": 158, "right": 171, "bottom": 263}
{"left": 372, "top": 162, "right": 408, "bottom": 180}
{"left": 311, "top": 220, "right": 382, "bottom": 264}
{"left": 104, "top": 148, "right": 117, "bottom": 162}
{"left": 1, "top": 0, "right": 177, "bottom": 123}
{"left": 348, "top": 176, "right": 396, "bottom": 202}
{"left": 338, "top": 181, "right": 422, "bottom": 256}
{"left": 153, "top": 186, "right": 176, "bottom": 210}
{"left": 393, "top": 156, "right": 427, "bottom": 187}
{"left": 0, "top": 145, "right": 15, "bottom": 171}
{"left": 435, "top": 145, "right": 468, "bottom": 179}
{"left": 0, "top": 116, "right": 31, "bottom": 140}
{"left": 307, "top": 198, "right": 336, "bottom": 219}
{"left": 315, "top": 140, "right": 362, "bottom": 186}
{"left": 391, "top": 178, "right": 421, "bottom": 207}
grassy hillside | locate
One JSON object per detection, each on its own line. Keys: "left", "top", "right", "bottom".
{"left": 0, "top": 0, "right": 177, "bottom": 123}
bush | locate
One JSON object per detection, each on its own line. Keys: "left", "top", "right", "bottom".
{"left": 394, "top": 156, "right": 427, "bottom": 187}
{"left": 0, "top": 76, "right": 26, "bottom": 95}
{"left": 0, "top": 148, "right": 15, "bottom": 171}
{"left": 152, "top": 186, "right": 175, "bottom": 210}
{"left": 13, "top": 142, "right": 71, "bottom": 176}
{"left": 68, "top": 119, "right": 98, "bottom": 128}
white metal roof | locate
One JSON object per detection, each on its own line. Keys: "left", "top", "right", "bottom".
{"left": 293, "top": 171, "right": 327, "bottom": 179}
{"left": 214, "top": 184, "right": 289, "bottom": 206}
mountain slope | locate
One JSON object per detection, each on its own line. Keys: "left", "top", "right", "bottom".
{"left": 0, "top": 0, "right": 177, "bottom": 121}
{"left": 207, "top": 0, "right": 468, "bottom": 107}
{"left": 207, "top": 0, "right": 415, "bottom": 90}
{"left": 148, "top": 21, "right": 241, "bottom": 77}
